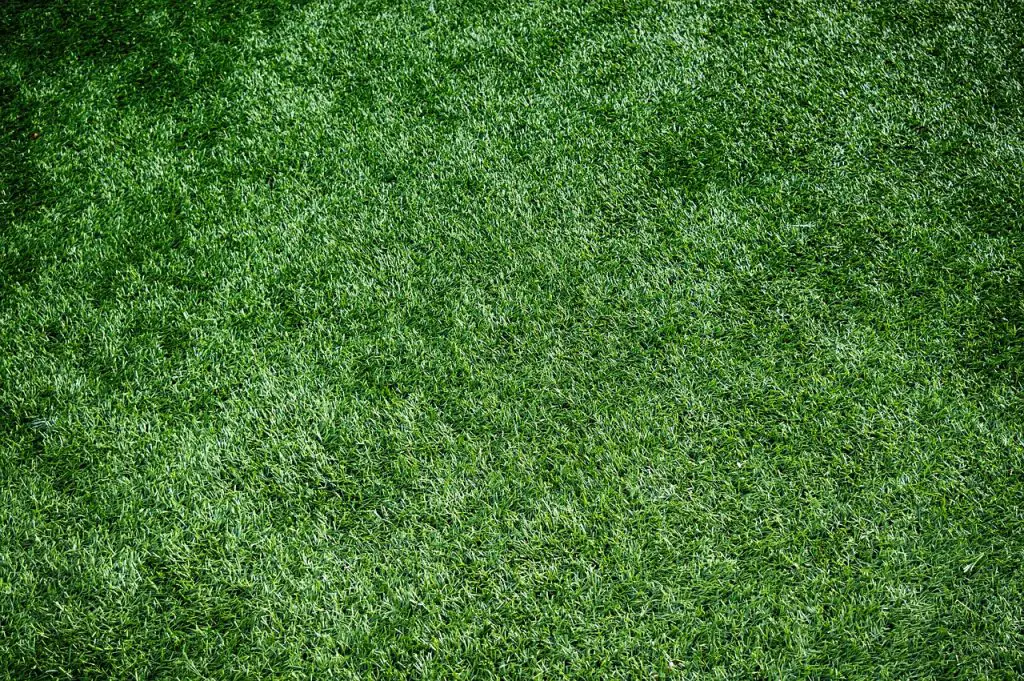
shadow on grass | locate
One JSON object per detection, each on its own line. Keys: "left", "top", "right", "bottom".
{"left": 0, "top": 0, "right": 310, "bottom": 293}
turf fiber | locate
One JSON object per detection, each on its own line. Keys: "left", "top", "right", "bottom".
{"left": 1, "top": 0, "right": 1023, "bottom": 678}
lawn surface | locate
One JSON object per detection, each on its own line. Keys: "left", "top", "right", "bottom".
{"left": 2, "top": 0, "right": 1023, "bottom": 677}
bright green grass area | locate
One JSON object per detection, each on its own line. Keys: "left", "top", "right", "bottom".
{"left": 1, "top": 0, "right": 1022, "bottom": 677}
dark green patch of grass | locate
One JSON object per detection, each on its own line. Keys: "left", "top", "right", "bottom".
{"left": 2, "top": 0, "right": 1023, "bottom": 678}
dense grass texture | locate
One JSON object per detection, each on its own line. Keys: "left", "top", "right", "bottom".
{"left": 1, "top": 0, "right": 1023, "bottom": 677}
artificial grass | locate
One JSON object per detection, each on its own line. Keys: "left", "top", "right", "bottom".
{"left": 1, "top": 0, "right": 1022, "bottom": 677}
